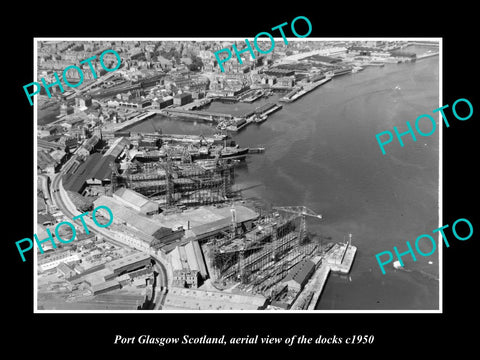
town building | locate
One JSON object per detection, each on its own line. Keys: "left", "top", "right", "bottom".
{"left": 172, "top": 269, "right": 200, "bottom": 288}
{"left": 38, "top": 250, "right": 81, "bottom": 272}
{"left": 63, "top": 153, "right": 115, "bottom": 193}
{"left": 57, "top": 262, "right": 76, "bottom": 278}
{"left": 173, "top": 92, "right": 193, "bottom": 106}
{"left": 75, "top": 95, "right": 93, "bottom": 108}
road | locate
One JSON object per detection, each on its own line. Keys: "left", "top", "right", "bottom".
{"left": 48, "top": 160, "right": 170, "bottom": 302}
{"left": 38, "top": 174, "right": 54, "bottom": 212}
{"left": 152, "top": 259, "right": 169, "bottom": 310}
{"left": 50, "top": 173, "right": 128, "bottom": 248}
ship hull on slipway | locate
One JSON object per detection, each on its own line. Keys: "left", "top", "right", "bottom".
{"left": 133, "top": 147, "right": 249, "bottom": 162}
{"left": 220, "top": 147, "right": 249, "bottom": 160}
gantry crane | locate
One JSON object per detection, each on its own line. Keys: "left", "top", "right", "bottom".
{"left": 230, "top": 202, "right": 237, "bottom": 240}
{"left": 161, "top": 150, "right": 174, "bottom": 207}
{"left": 272, "top": 206, "right": 322, "bottom": 245}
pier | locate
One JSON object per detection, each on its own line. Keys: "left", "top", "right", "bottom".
{"left": 416, "top": 52, "right": 439, "bottom": 60}
{"left": 257, "top": 103, "right": 283, "bottom": 116}
{"left": 290, "top": 258, "right": 331, "bottom": 310}
{"left": 248, "top": 147, "right": 265, "bottom": 154}
{"left": 306, "top": 263, "right": 331, "bottom": 310}
{"left": 238, "top": 89, "right": 265, "bottom": 103}
{"left": 290, "top": 243, "right": 357, "bottom": 310}
{"left": 280, "top": 77, "right": 332, "bottom": 103}
{"left": 328, "top": 244, "right": 357, "bottom": 274}
{"left": 180, "top": 98, "right": 213, "bottom": 110}
{"left": 159, "top": 108, "right": 238, "bottom": 122}
{"left": 104, "top": 111, "right": 156, "bottom": 132}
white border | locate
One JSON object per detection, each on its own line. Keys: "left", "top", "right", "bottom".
{"left": 33, "top": 37, "right": 442, "bottom": 314}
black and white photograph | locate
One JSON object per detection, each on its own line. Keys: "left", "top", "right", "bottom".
{"left": 32, "top": 38, "right": 440, "bottom": 312}
{"left": 6, "top": 7, "right": 478, "bottom": 356}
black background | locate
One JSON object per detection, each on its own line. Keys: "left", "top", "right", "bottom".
{"left": 6, "top": 4, "right": 478, "bottom": 356}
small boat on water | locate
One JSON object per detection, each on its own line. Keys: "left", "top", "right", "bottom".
{"left": 255, "top": 114, "right": 268, "bottom": 124}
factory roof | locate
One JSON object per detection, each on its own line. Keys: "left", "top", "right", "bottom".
{"left": 163, "top": 287, "right": 266, "bottom": 310}
{"left": 307, "top": 55, "right": 341, "bottom": 63}
{"left": 86, "top": 153, "right": 115, "bottom": 180}
{"left": 91, "top": 280, "right": 121, "bottom": 293}
{"left": 93, "top": 195, "right": 164, "bottom": 236}
{"left": 190, "top": 217, "right": 231, "bottom": 238}
{"left": 104, "top": 137, "right": 130, "bottom": 158}
{"left": 121, "top": 225, "right": 157, "bottom": 245}
{"left": 38, "top": 249, "right": 76, "bottom": 265}
{"left": 57, "top": 262, "right": 75, "bottom": 276}
{"left": 113, "top": 187, "right": 156, "bottom": 210}
{"left": 191, "top": 240, "right": 208, "bottom": 277}
{"left": 106, "top": 252, "right": 151, "bottom": 272}
{"left": 152, "top": 227, "right": 184, "bottom": 244}
{"left": 38, "top": 293, "right": 144, "bottom": 310}
{"left": 283, "top": 259, "right": 315, "bottom": 286}
{"left": 63, "top": 153, "right": 115, "bottom": 192}
{"left": 156, "top": 205, "right": 258, "bottom": 236}
{"left": 169, "top": 240, "right": 203, "bottom": 273}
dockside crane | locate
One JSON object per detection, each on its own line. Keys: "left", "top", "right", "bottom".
{"left": 161, "top": 150, "right": 175, "bottom": 207}
{"left": 272, "top": 206, "right": 322, "bottom": 245}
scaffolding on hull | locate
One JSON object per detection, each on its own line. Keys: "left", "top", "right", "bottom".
{"left": 209, "top": 206, "right": 323, "bottom": 295}
{"left": 115, "top": 158, "right": 235, "bottom": 207}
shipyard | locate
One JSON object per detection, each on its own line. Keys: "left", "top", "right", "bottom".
{"left": 34, "top": 39, "right": 440, "bottom": 311}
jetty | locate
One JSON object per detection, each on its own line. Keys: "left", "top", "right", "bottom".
{"left": 291, "top": 242, "right": 357, "bottom": 310}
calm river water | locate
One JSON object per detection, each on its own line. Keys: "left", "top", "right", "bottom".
{"left": 127, "top": 48, "right": 440, "bottom": 310}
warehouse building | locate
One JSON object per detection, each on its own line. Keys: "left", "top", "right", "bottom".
{"left": 106, "top": 252, "right": 152, "bottom": 276}
{"left": 63, "top": 153, "right": 115, "bottom": 193}
{"left": 104, "top": 137, "right": 130, "bottom": 159}
{"left": 281, "top": 259, "right": 316, "bottom": 292}
{"left": 173, "top": 92, "right": 193, "bottom": 106}
{"left": 112, "top": 188, "right": 160, "bottom": 215}
{"left": 38, "top": 250, "right": 80, "bottom": 272}
{"left": 94, "top": 195, "right": 185, "bottom": 253}
{"left": 162, "top": 287, "right": 267, "bottom": 310}
{"left": 92, "top": 280, "right": 121, "bottom": 295}
{"left": 56, "top": 262, "right": 77, "bottom": 278}
{"left": 169, "top": 240, "right": 208, "bottom": 288}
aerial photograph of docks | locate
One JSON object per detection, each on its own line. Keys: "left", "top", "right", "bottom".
{"left": 35, "top": 38, "right": 440, "bottom": 311}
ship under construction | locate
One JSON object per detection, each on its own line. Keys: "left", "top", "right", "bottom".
{"left": 204, "top": 206, "right": 324, "bottom": 296}
{"left": 111, "top": 149, "right": 236, "bottom": 208}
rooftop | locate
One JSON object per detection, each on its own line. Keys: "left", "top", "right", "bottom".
{"left": 93, "top": 195, "right": 165, "bottom": 236}
{"left": 153, "top": 205, "right": 258, "bottom": 233}
{"left": 113, "top": 187, "right": 154, "bottom": 209}
{"left": 104, "top": 137, "right": 130, "bottom": 158}
{"left": 163, "top": 287, "right": 266, "bottom": 310}
{"left": 106, "top": 252, "right": 151, "bottom": 272}
{"left": 283, "top": 259, "right": 315, "bottom": 286}
{"left": 63, "top": 153, "right": 115, "bottom": 192}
